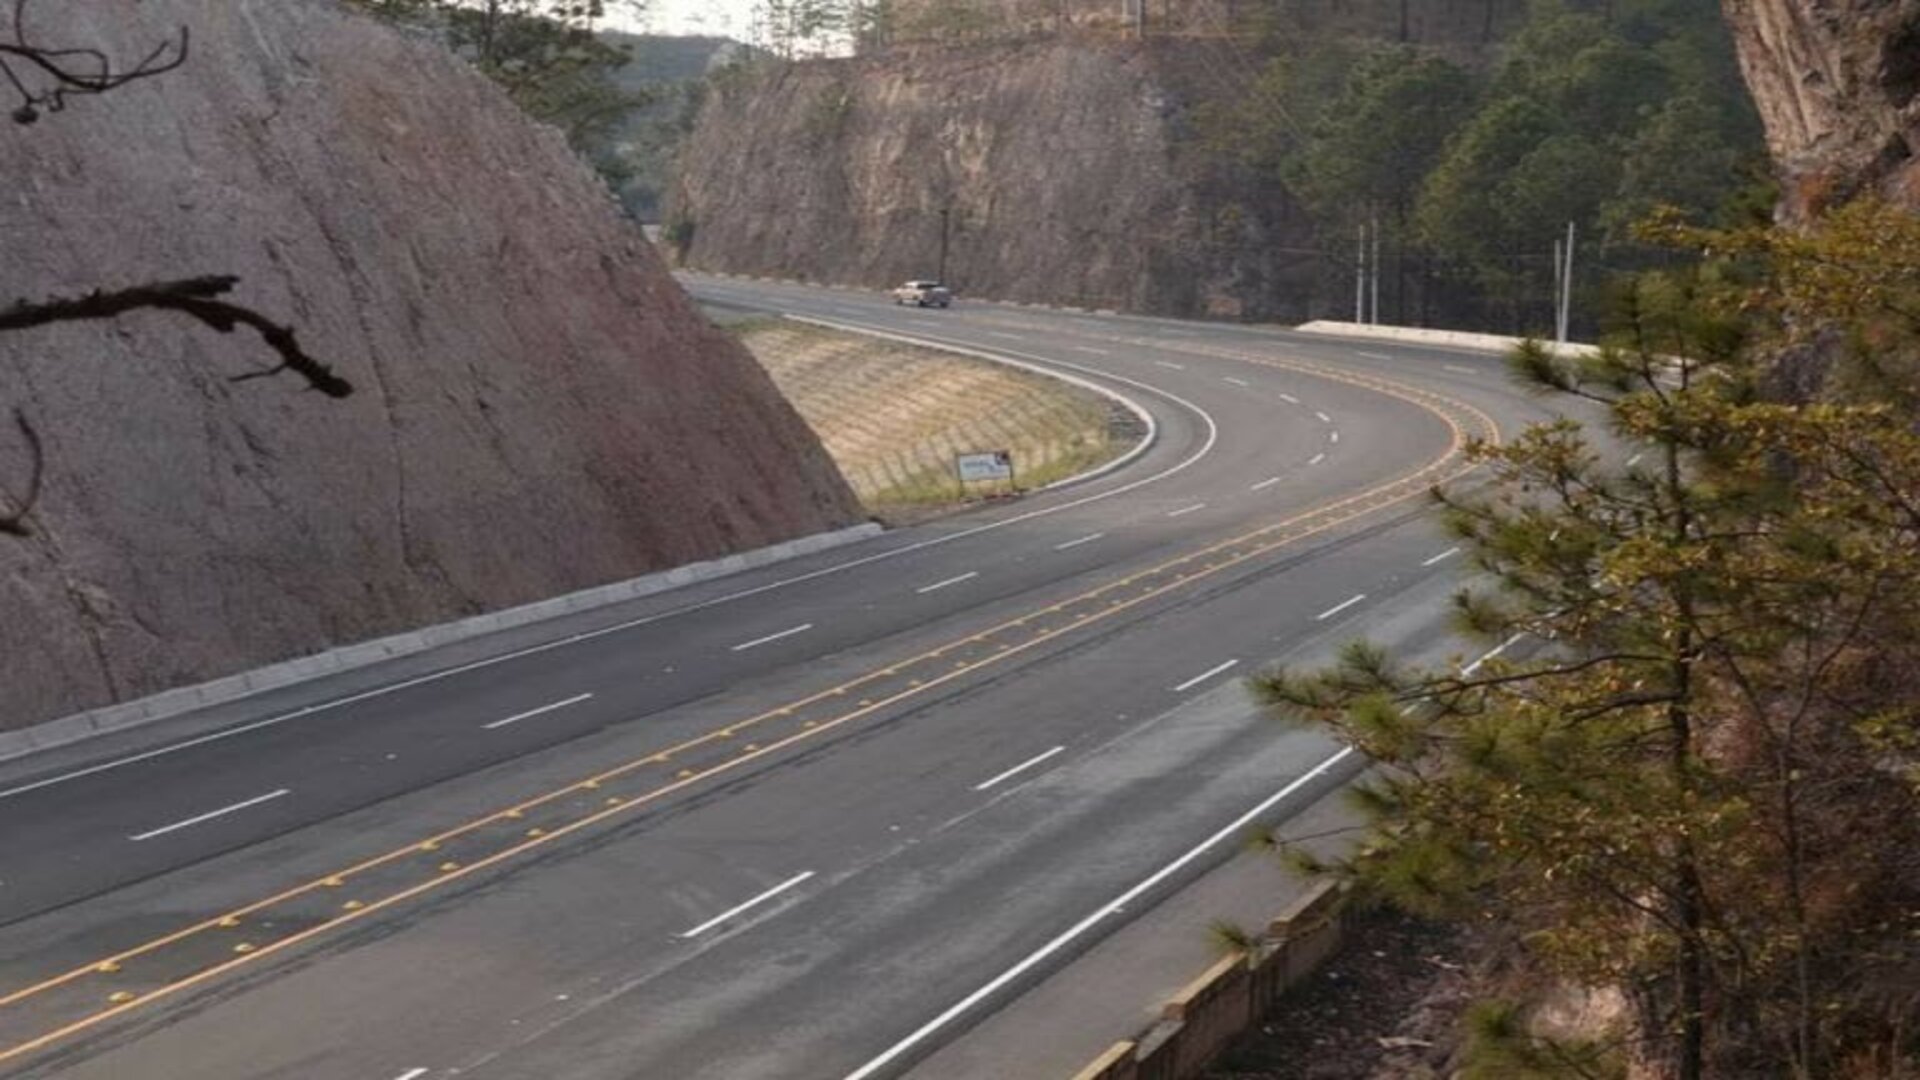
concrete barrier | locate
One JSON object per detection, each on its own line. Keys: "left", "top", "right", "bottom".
{"left": 1294, "top": 320, "right": 1602, "bottom": 359}
{"left": 1069, "top": 879, "right": 1349, "bottom": 1080}
{"left": 0, "top": 522, "right": 884, "bottom": 763}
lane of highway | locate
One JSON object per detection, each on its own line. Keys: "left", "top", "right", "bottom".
{"left": 0, "top": 277, "right": 1565, "bottom": 1076}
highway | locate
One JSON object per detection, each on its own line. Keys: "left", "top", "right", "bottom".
{"left": 0, "top": 277, "right": 1562, "bottom": 1079}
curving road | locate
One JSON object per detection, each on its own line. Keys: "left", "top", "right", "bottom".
{"left": 0, "top": 277, "right": 1562, "bottom": 1079}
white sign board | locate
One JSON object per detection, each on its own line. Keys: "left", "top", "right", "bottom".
{"left": 956, "top": 450, "right": 1014, "bottom": 483}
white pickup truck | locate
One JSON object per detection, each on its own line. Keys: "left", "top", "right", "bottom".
{"left": 891, "top": 280, "right": 953, "bottom": 308}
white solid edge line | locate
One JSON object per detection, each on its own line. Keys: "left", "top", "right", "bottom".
{"left": 1167, "top": 503, "right": 1206, "bottom": 518}
{"left": 842, "top": 632, "right": 1521, "bottom": 1080}
{"left": 1072, "top": 345, "right": 1111, "bottom": 355}
{"left": 1357, "top": 351, "right": 1393, "bottom": 361}
{"left": 1250, "top": 477, "right": 1281, "bottom": 491}
{"left": 1463, "top": 633, "right": 1526, "bottom": 676}
{"left": 129, "top": 788, "right": 291, "bottom": 842}
{"left": 730, "top": 623, "right": 815, "bottom": 652}
{"left": 989, "top": 331, "right": 1026, "bottom": 341}
{"left": 1315, "top": 594, "right": 1367, "bottom": 621}
{"left": 2, "top": 315, "right": 1213, "bottom": 804}
{"left": 1053, "top": 532, "right": 1105, "bottom": 551}
{"left": 840, "top": 746, "right": 1356, "bottom": 1080}
{"left": 1443, "top": 364, "right": 1477, "bottom": 375}
{"left": 915, "top": 571, "right": 980, "bottom": 595}
{"left": 481, "top": 692, "right": 594, "bottom": 731}
{"left": 974, "top": 746, "right": 1067, "bottom": 791}
{"left": 677, "top": 871, "right": 816, "bottom": 939}
{"left": 1170, "top": 658, "right": 1239, "bottom": 693}
{"left": 1308, "top": 453, "right": 1326, "bottom": 466}
{"left": 1420, "top": 546, "right": 1462, "bottom": 567}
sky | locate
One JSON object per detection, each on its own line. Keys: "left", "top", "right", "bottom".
{"left": 615, "top": 0, "right": 755, "bottom": 39}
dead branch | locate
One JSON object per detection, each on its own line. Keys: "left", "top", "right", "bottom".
{"left": 1, "top": 276, "right": 353, "bottom": 398}
{"left": 1, "top": 0, "right": 188, "bottom": 123}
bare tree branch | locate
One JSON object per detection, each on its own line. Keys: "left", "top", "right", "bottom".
{"left": 1, "top": 0, "right": 188, "bottom": 124}
{"left": 1, "top": 276, "right": 353, "bottom": 398}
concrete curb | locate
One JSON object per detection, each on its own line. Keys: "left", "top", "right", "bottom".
{"left": 0, "top": 522, "right": 884, "bottom": 764}
{"left": 1294, "top": 319, "right": 1602, "bottom": 358}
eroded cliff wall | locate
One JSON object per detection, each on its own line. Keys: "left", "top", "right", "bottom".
{"left": 672, "top": 40, "right": 1316, "bottom": 318}
{"left": 0, "top": 1, "right": 862, "bottom": 729}
{"left": 1722, "top": 0, "right": 1920, "bottom": 218}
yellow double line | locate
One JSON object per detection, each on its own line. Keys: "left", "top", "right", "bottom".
{"left": 0, "top": 352, "right": 1498, "bottom": 1068}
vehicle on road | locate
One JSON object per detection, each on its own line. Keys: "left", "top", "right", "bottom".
{"left": 892, "top": 280, "right": 952, "bottom": 308}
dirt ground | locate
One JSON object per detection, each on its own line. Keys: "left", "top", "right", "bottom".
{"left": 1206, "top": 905, "right": 1473, "bottom": 1080}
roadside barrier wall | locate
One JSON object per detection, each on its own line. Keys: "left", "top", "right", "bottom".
{"left": 1070, "top": 879, "right": 1348, "bottom": 1080}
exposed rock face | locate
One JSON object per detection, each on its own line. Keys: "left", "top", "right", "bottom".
{"left": 0, "top": 1, "right": 862, "bottom": 730}
{"left": 674, "top": 41, "right": 1329, "bottom": 319}
{"left": 884, "top": 0, "right": 1526, "bottom": 46}
{"left": 671, "top": 2, "right": 1534, "bottom": 320}
{"left": 1721, "top": 0, "right": 1920, "bottom": 219}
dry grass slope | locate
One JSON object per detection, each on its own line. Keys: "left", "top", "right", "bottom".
{"left": 737, "top": 320, "right": 1139, "bottom": 519}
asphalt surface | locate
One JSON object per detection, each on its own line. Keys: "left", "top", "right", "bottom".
{"left": 0, "top": 278, "right": 1564, "bottom": 1079}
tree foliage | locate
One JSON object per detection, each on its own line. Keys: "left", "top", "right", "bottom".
{"left": 1188, "top": 0, "right": 1766, "bottom": 332}
{"left": 355, "top": 1, "right": 651, "bottom": 153}
{"left": 1260, "top": 204, "right": 1920, "bottom": 1078}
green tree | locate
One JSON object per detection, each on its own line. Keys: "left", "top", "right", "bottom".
{"left": 355, "top": 1, "right": 651, "bottom": 154}
{"left": 1261, "top": 205, "right": 1920, "bottom": 1078}
{"left": 1414, "top": 2, "right": 1764, "bottom": 333}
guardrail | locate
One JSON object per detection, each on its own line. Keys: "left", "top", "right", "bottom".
{"left": 1070, "top": 879, "right": 1348, "bottom": 1080}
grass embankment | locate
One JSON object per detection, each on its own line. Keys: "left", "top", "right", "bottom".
{"left": 735, "top": 319, "right": 1142, "bottom": 522}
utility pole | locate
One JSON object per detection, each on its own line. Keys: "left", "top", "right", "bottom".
{"left": 1554, "top": 220, "right": 1575, "bottom": 344}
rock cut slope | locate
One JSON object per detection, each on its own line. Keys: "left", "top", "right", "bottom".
{"left": 0, "top": 1, "right": 862, "bottom": 731}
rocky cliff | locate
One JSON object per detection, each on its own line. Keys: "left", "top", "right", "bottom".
{"left": 672, "top": 40, "right": 1325, "bottom": 319}
{"left": 1722, "top": 0, "right": 1920, "bottom": 219}
{"left": 0, "top": 1, "right": 862, "bottom": 730}
{"left": 668, "top": 2, "right": 1538, "bottom": 321}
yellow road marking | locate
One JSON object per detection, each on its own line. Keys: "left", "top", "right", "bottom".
{"left": 0, "top": 349, "right": 1498, "bottom": 1066}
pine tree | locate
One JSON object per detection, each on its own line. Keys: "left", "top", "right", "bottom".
{"left": 1260, "top": 204, "right": 1920, "bottom": 1077}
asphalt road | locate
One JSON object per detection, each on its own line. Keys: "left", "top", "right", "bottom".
{"left": 0, "top": 278, "right": 1564, "bottom": 1079}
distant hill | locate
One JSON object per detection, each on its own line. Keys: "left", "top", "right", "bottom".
{"left": 591, "top": 33, "right": 750, "bottom": 221}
